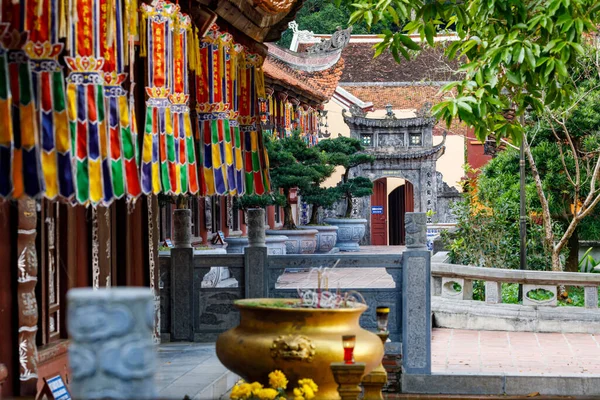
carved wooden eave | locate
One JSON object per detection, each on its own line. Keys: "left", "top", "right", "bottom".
{"left": 266, "top": 26, "right": 352, "bottom": 72}
{"left": 195, "top": 0, "right": 306, "bottom": 43}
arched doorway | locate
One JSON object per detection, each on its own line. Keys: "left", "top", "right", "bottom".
{"left": 370, "top": 178, "right": 415, "bottom": 245}
{"left": 388, "top": 182, "right": 414, "bottom": 245}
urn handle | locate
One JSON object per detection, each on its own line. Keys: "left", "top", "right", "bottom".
{"left": 270, "top": 335, "right": 316, "bottom": 363}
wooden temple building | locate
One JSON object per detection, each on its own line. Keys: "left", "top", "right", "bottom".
{"left": 0, "top": 0, "right": 345, "bottom": 397}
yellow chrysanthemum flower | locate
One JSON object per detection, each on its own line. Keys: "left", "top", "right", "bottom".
{"left": 302, "top": 385, "right": 315, "bottom": 400}
{"left": 268, "top": 370, "right": 288, "bottom": 389}
{"left": 230, "top": 382, "right": 252, "bottom": 400}
{"left": 293, "top": 397, "right": 305, "bottom": 400}
{"left": 298, "top": 379, "right": 318, "bottom": 393}
{"left": 257, "top": 388, "right": 279, "bottom": 400}
{"left": 293, "top": 387, "right": 303, "bottom": 397}
{"left": 250, "top": 381, "right": 264, "bottom": 395}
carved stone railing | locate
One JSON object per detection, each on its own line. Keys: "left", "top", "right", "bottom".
{"left": 267, "top": 253, "right": 403, "bottom": 341}
{"left": 431, "top": 261, "right": 600, "bottom": 308}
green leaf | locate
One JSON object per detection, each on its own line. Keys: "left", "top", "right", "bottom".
{"left": 424, "top": 23, "right": 435, "bottom": 46}
{"left": 525, "top": 47, "right": 536, "bottom": 69}
{"left": 365, "top": 10, "right": 373, "bottom": 26}
{"left": 506, "top": 70, "right": 522, "bottom": 85}
{"left": 571, "top": 42, "right": 585, "bottom": 55}
{"left": 397, "top": 34, "right": 421, "bottom": 51}
{"left": 555, "top": 59, "right": 568, "bottom": 77}
{"left": 387, "top": 6, "right": 399, "bottom": 25}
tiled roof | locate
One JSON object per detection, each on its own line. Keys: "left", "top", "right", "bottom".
{"left": 263, "top": 56, "right": 345, "bottom": 103}
{"left": 344, "top": 84, "right": 469, "bottom": 136}
{"left": 340, "top": 43, "right": 460, "bottom": 83}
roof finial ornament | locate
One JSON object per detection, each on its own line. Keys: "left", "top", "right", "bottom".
{"left": 306, "top": 26, "right": 353, "bottom": 54}
{"left": 346, "top": 104, "right": 367, "bottom": 118}
{"left": 385, "top": 103, "right": 396, "bottom": 119}
{"left": 416, "top": 102, "right": 433, "bottom": 119}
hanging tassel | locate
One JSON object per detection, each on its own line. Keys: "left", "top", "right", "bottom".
{"left": 139, "top": 9, "right": 146, "bottom": 57}
{"left": 107, "top": 0, "right": 115, "bottom": 48}
{"left": 58, "top": 0, "right": 67, "bottom": 39}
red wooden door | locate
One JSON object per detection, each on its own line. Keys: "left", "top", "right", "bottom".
{"left": 371, "top": 179, "right": 387, "bottom": 245}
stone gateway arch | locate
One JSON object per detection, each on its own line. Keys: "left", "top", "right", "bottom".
{"left": 340, "top": 105, "right": 460, "bottom": 245}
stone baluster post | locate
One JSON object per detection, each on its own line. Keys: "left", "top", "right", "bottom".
{"left": 331, "top": 362, "right": 366, "bottom": 400}
{"left": 402, "top": 212, "right": 431, "bottom": 375}
{"left": 170, "top": 206, "right": 195, "bottom": 341}
{"left": 67, "top": 288, "right": 156, "bottom": 399}
{"left": 245, "top": 208, "right": 268, "bottom": 298}
{"left": 585, "top": 286, "right": 599, "bottom": 309}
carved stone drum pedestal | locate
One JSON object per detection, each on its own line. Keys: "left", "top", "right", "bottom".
{"left": 67, "top": 288, "right": 156, "bottom": 399}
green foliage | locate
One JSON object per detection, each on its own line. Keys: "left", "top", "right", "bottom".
{"left": 277, "top": 0, "right": 400, "bottom": 48}
{"left": 336, "top": 0, "right": 600, "bottom": 143}
{"left": 233, "top": 193, "right": 286, "bottom": 211}
{"left": 316, "top": 136, "right": 375, "bottom": 218}
{"left": 526, "top": 288, "right": 555, "bottom": 301}
{"left": 578, "top": 248, "right": 600, "bottom": 273}
{"left": 444, "top": 190, "right": 552, "bottom": 271}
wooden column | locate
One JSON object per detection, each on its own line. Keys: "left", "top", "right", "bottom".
{"left": 147, "top": 196, "right": 160, "bottom": 343}
{"left": 0, "top": 201, "right": 15, "bottom": 397}
{"left": 16, "top": 199, "right": 39, "bottom": 396}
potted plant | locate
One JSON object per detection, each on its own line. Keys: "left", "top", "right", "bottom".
{"left": 225, "top": 193, "right": 289, "bottom": 255}
{"left": 318, "top": 137, "right": 375, "bottom": 251}
{"left": 264, "top": 131, "right": 323, "bottom": 254}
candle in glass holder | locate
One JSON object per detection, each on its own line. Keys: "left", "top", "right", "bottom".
{"left": 342, "top": 335, "right": 356, "bottom": 364}
{"left": 376, "top": 306, "right": 390, "bottom": 333}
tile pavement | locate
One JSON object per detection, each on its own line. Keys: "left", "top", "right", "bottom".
{"left": 156, "top": 343, "right": 237, "bottom": 400}
{"left": 432, "top": 329, "right": 600, "bottom": 376}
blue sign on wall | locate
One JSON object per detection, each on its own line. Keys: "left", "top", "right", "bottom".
{"left": 371, "top": 206, "right": 383, "bottom": 214}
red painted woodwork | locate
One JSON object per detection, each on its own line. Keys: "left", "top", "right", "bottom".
{"left": 371, "top": 178, "right": 387, "bottom": 245}
{"left": 466, "top": 127, "right": 492, "bottom": 176}
{"left": 388, "top": 181, "right": 414, "bottom": 245}
{"left": 0, "top": 202, "right": 14, "bottom": 397}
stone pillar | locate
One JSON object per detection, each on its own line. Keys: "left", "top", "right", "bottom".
{"left": 330, "top": 362, "right": 365, "bottom": 400}
{"left": 247, "top": 208, "right": 266, "bottom": 247}
{"left": 172, "top": 208, "right": 192, "bottom": 248}
{"left": 585, "top": 286, "right": 599, "bottom": 309}
{"left": 402, "top": 212, "right": 431, "bottom": 375}
{"left": 485, "top": 281, "right": 503, "bottom": 304}
{"left": 67, "top": 288, "right": 156, "bottom": 399}
{"left": 170, "top": 247, "right": 194, "bottom": 341}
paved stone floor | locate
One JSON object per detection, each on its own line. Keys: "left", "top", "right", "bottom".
{"left": 156, "top": 343, "right": 237, "bottom": 400}
{"left": 432, "top": 329, "right": 600, "bottom": 376}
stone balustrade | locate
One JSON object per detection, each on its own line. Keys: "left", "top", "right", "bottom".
{"left": 431, "top": 260, "right": 600, "bottom": 308}
{"left": 430, "top": 253, "right": 600, "bottom": 333}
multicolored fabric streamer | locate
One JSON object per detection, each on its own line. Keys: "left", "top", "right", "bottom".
{"left": 140, "top": 0, "right": 198, "bottom": 196}
{"left": 196, "top": 25, "right": 237, "bottom": 196}
{"left": 238, "top": 49, "right": 270, "bottom": 195}
{"left": 100, "top": 0, "right": 142, "bottom": 200}
{"left": 0, "top": 2, "right": 44, "bottom": 199}
{"left": 24, "top": 0, "right": 74, "bottom": 200}
{"left": 0, "top": 23, "right": 13, "bottom": 198}
{"left": 65, "top": 0, "right": 111, "bottom": 205}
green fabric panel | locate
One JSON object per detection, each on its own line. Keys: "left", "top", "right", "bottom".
{"left": 186, "top": 135, "right": 195, "bottom": 163}
{"left": 18, "top": 64, "right": 31, "bottom": 105}
{"left": 180, "top": 167, "right": 188, "bottom": 193}
{"left": 245, "top": 172, "right": 253, "bottom": 195}
{"left": 122, "top": 126, "right": 134, "bottom": 159}
{"left": 52, "top": 71, "right": 66, "bottom": 111}
{"left": 252, "top": 151, "right": 260, "bottom": 171}
{"left": 96, "top": 85, "right": 104, "bottom": 122}
{"left": 166, "top": 129, "right": 175, "bottom": 161}
{"left": 76, "top": 159, "right": 88, "bottom": 203}
{"left": 224, "top": 120, "right": 231, "bottom": 142}
{"left": 0, "top": 57, "right": 7, "bottom": 99}
{"left": 211, "top": 119, "right": 218, "bottom": 144}
{"left": 111, "top": 160, "right": 125, "bottom": 197}
{"left": 70, "top": 121, "right": 77, "bottom": 156}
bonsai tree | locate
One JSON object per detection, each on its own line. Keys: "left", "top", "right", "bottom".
{"left": 266, "top": 130, "right": 328, "bottom": 229}
{"left": 302, "top": 186, "right": 340, "bottom": 225}
{"left": 316, "top": 136, "right": 375, "bottom": 218}
{"left": 233, "top": 193, "right": 286, "bottom": 213}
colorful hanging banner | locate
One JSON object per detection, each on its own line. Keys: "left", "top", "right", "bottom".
{"left": 140, "top": 0, "right": 198, "bottom": 196}
{"left": 100, "top": 0, "right": 142, "bottom": 200}
{"left": 0, "top": 1, "right": 44, "bottom": 199}
{"left": 196, "top": 25, "right": 237, "bottom": 196}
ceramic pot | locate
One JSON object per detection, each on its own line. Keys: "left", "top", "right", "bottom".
{"left": 323, "top": 218, "right": 367, "bottom": 252}
{"left": 298, "top": 225, "right": 339, "bottom": 253}
{"left": 216, "top": 299, "right": 384, "bottom": 400}
{"left": 224, "top": 235, "right": 288, "bottom": 255}
{"left": 266, "top": 229, "right": 318, "bottom": 254}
